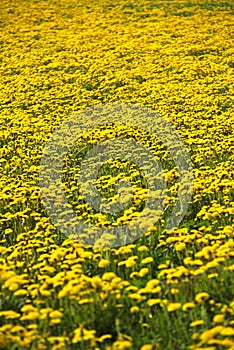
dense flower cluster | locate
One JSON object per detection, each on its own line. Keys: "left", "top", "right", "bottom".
{"left": 0, "top": 0, "right": 233, "bottom": 349}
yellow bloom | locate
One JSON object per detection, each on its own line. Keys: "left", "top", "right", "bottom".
{"left": 21, "top": 311, "right": 40, "bottom": 321}
{"left": 213, "top": 314, "right": 224, "bottom": 323}
{"left": 0, "top": 247, "right": 7, "bottom": 254}
{"left": 130, "top": 272, "right": 139, "bottom": 278}
{"left": 146, "top": 279, "right": 160, "bottom": 289}
{"left": 141, "top": 257, "right": 153, "bottom": 264}
{"left": 130, "top": 306, "right": 140, "bottom": 313}
{"left": 91, "top": 276, "right": 102, "bottom": 289}
{"left": 170, "top": 288, "right": 179, "bottom": 295}
{"left": 102, "top": 272, "right": 116, "bottom": 281}
{"left": 147, "top": 299, "right": 161, "bottom": 307}
{"left": 190, "top": 320, "right": 204, "bottom": 327}
{"left": 72, "top": 327, "right": 96, "bottom": 343}
{"left": 175, "top": 242, "right": 186, "bottom": 251}
{"left": 14, "top": 289, "right": 28, "bottom": 296}
{"left": 0, "top": 310, "right": 21, "bottom": 319}
{"left": 49, "top": 310, "right": 63, "bottom": 319}
{"left": 141, "top": 345, "right": 153, "bottom": 350}
{"left": 112, "top": 340, "right": 132, "bottom": 349}
{"left": 223, "top": 226, "right": 233, "bottom": 235}
{"left": 98, "top": 259, "right": 110, "bottom": 268}
{"left": 125, "top": 256, "right": 138, "bottom": 268}
{"left": 137, "top": 246, "right": 149, "bottom": 252}
{"left": 167, "top": 303, "right": 181, "bottom": 312}
{"left": 138, "top": 268, "right": 149, "bottom": 277}
{"left": 200, "top": 330, "right": 215, "bottom": 341}
{"left": 21, "top": 305, "right": 36, "bottom": 312}
{"left": 195, "top": 292, "right": 209, "bottom": 304}
{"left": 97, "top": 334, "right": 112, "bottom": 342}
{"left": 8, "top": 283, "right": 19, "bottom": 291}
{"left": 220, "top": 327, "right": 234, "bottom": 336}
{"left": 182, "top": 302, "right": 196, "bottom": 311}
{"left": 129, "top": 293, "right": 146, "bottom": 302}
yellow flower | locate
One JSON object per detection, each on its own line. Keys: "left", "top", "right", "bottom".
{"left": 112, "top": 340, "right": 132, "bottom": 349}
{"left": 213, "top": 314, "right": 224, "bottom": 323}
{"left": 182, "top": 302, "right": 196, "bottom": 311}
{"left": 50, "top": 318, "right": 61, "bottom": 325}
{"left": 4, "top": 228, "right": 13, "bottom": 235}
{"left": 102, "top": 272, "right": 116, "bottom": 281}
{"left": 125, "top": 256, "right": 138, "bottom": 268}
{"left": 223, "top": 226, "right": 233, "bottom": 235}
{"left": 0, "top": 310, "right": 21, "bottom": 319}
{"left": 129, "top": 293, "right": 146, "bottom": 302}
{"left": 142, "top": 323, "right": 149, "bottom": 328}
{"left": 91, "top": 276, "right": 102, "bottom": 289}
{"left": 49, "top": 311, "right": 63, "bottom": 319}
{"left": 97, "top": 334, "right": 112, "bottom": 342}
{"left": 137, "top": 246, "right": 149, "bottom": 252}
{"left": 58, "top": 286, "right": 70, "bottom": 299}
{"left": 72, "top": 327, "right": 96, "bottom": 343}
{"left": 200, "top": 329, "right": 215, "bottom": 341}
{"left": 190, "top": 320, "right": 204, "bottom": 327}
{"left": 39, "top": 287, "right": 51, "bottom": 297}
{"left": 130, "top": 272, "right": 139, "bottom": 278}
{"left": 146, "top": 279, "right": 160, "bottom": 289}
{"left": 195, "top": 292, "right": 209, "bottom": 304}
{"left": 14, "top": 289, "right": 28, "bottom": 296}
{"left": 170, "top": 288, "right": 179, "bottom": 294}
{"left": 141, "top": 257, "right": 153, "bottom": 264}
{"left": 115, "top": 246, "right": 133, "bottom": 255}
{"left": 21, "top": 311, "right": 40, "bottom": 321}
{"left": 167, "top": 303, "right": 181, "bottom": 312}
{"left": 147, "top": 299, "right": 161, "bottom": 307}
{"left": 220, "top": 327, "right": 234, "bottom": 336}
{"left": 21, "top": 305, "right": 36, "bottom": 312}
{"left": 138, "top": 268, "right": 149, "bottom": 277}
{"left": 27, "top": 323, "right": 38, "bottom": 329}
{"left": 130, "top": 306, "right": 140, "bottom": 313}
{"left": 8, "top": 283, "right": 19, "bottom": 291}
{"left": 98, "top": 259, "right": 110, "bottom": 268}
{"left": 175, "top": 242, "right": 186, "bottom": 251}
{"left": 141, "top": 345, "right": 153, "bottom": 350}
{"left": 0, "top": 247, "right": 7, "bottom": 254}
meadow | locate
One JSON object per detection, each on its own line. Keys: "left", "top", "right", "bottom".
{"left": 0, "top": 0, "right": 234, "bottom": 349}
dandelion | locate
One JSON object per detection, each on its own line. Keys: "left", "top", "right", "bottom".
{"left": 147, "top": 299, "right": 161, "bottom": 307}
{"left": 213, "top": 314, "right": 224, "bottom": 323}
{"left": 141, "top": 257, "right": 153, "bottom": 264}
{"left": 138, "top": 268, "right": 149, "bottom": 277}
{"left": 170, "top": 288, "right": 179, "bottom": 295}
{"left": 112, "top": 340, "right": 132, "bottom": 349}
{"left": 130, "top": 306, "right": 140, "bottom": 313}
{"left": 72, "top": 327, "right": 96, "bottom": 344}
{"left": 190, "top": 320, "right": 204, "bottom": 327}
{"left": 182, "top": 302, "right": 196, "bottom": 311}
{"left": 49, "top": 310, "right": 63, "bottom": 319}
{"left": 137, "top": 246, "right": 149, "bottom": 252}
{"left": 98, "top": 259, "right": 110, "bottom": 268}
{"left": 140, "top": 345, "right": 153, "bottom": 350}
{"left": 0, "top": 311, "right": 21, "bottom": 319}
{"left": 175, "top": 242, "right": 186, "bottom": 251}
{"left": 102, "top": 272, "right": 116, "bottom": 281}
{"left": 20, "top": 311, "right": 40, "bottom": 321}
{"left": 195, "top": 292, "right": 210, "bottom": 304}
{"left": 220, "top": 327, "right": 234, "bottom": 336}
{"left": 167, "top": 303, "right": 181, "bottom": 312}
{"left": 125, "top": 256, "right": 138, "bottom": 268}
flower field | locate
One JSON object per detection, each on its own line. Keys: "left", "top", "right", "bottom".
{"left": 0, "top": 0, "right": 234, "bottom": 349}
